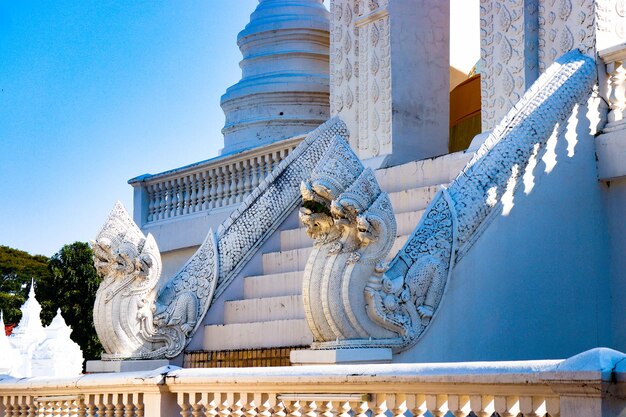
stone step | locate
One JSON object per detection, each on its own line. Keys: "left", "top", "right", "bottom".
{"left": 224, "top": 295, "right": 304, "bottom": 324}
{"left": 375, "top": 151, "right": 472, "bottom": 193}
{"left": 388, "top": 185, "right": 439, "bottom": 214}
{"left": 203, "top": 319, "right": 313, "bottom": 351}
{"left": 279, "top": 209, "right": 425, "bottom": 252}
{"left": 263, "top": 247, "right": 313, "bottom": 275}
{"left": 244, "top": 271, "right": 302, "bottom": 299}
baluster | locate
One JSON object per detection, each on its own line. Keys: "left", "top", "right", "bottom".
{"left": 201, "top": 171, "right": 210, "bottom": 211}
{"left": 206, "top": 393, "right": 219, "bottom": 417}
{"left": 70, "top": 399, "right": 81, "bottom": 417}
{"left": 388, "top": 395, "right": 407, "bottom": 417}
{"left": 178, "top": 393, "right": 192, "bottom": 417}
{"left": 123, "top": 394, "right": 135, "bottom": 417}
{"left": 262, "top": 153, "right": 272, "bottom": 179}
{"left": 236, "top": 161, "right": 246, "bottom": 203}
{"left": 447, "top": 395, "right": 471, "bottom": 417}
{"left": 301, "top": 401, "right": 317, "bottom": 417}
{"left": 283, "top": 400, "right": 299, "bottom": 417}
{"left": 239, "top": 393, "right": 255, "bottom": 417}
{"left": 209, "top": 167, "right": 219, "bottom": 209}
{"left": 370, "top": 395, "right": 387, "bottom": 417}
{"left": 229, "top": 163, "right": 239, "bottom": 205}
{"left": 219, "top": 393, "right": 233, "bottom": 417}
{"left": 25, "top": 396, "right": 35, "bottom": 417}
{"left": 7, "top": 396, "right": 17, "bottom": 417}
{"left": 84, "top": 395, "right": 95, "bottom": 417}
{"left": 114, "top": 394, "right": 124, "bottom": 417}
{"left": 495, "top": 396, "right": 519, "bottom": 417}
{"left": 425, "top": 395, "right": 447, "bottom": 417}
{"left": 270, "top": 398, "right": 284, "bottom": 417}
{"left": 348, "top": 399, "right": 367, "bottom": 417}
{"left": 105, "top": 394, "right": 115, "bottom": 417}
{"left": 11, "top": 395, "right": 19, "bottom": 417}
{"left": 192, "top": 173, "right": 201, "bottom": 213}
{"left": 186, "top": 174, "right": 195, "bottom": 214}
{"left": 135, "top": 394, "right": 145, "bottom": 417}
{"left": 190, "top": 393, "right": 205, "bottom": 417}
{"left": 406, "top": 394, "right": 427, "bottom": 417}
{"left": 15, "top": 396, "right": 24, "bottom": 417}
{"left": 258, "top": 394, "right": 275, "bottom": 417}
{"left": 146, "top": 184, "right": 155, "bottom": 222}
{"left": 216, "top": 166, "right": 226, "bottom": 208}
{"left": 180, "top": 175, "right": 189, "bottom": 215}
{"left": 519, "top": 396, "right": 543, "bottom": 417}
{"left": 545, "top": 397, "right": 559, "bottom": 417}
{"left": 242, "top": 159, "right": 252, "bottom": 196}
{"left": 184, "top": 174, "right": 192, "bottom": 214}
{"left": 96, "top": 396, "right": 106, "bottom": 417}
{"left": 232, "top": 394, "right": 245, "bottom": 417}
{"left": 156, "top": 182, "right": 165, "bottom": 221}
{"left": 163, "top": 181, "right": 172, "bottom": 220}
{"left": 250, "top": 156, "right": 260, "bottom": 190}
{"left": 52, "top": 400, "right": 60, "bottom": 417}
{"left": 607, "top": 60, "right": 626, "bottom": 124}
{"left": 469, "top": 395, "right": 494, "bottom": 417}
{"left": 174, "top": 178, "right": 183, "bottom": 216}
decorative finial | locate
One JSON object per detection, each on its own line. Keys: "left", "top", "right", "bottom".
{"left": 29, "top": 278, "right": 35, "bottom": 298}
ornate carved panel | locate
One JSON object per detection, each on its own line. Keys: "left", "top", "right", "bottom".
{"left": 481, "top": 0, "right": 539, "bottom": 131}
{"left": 538, "top": 0, "right": 595, "bottom": 71}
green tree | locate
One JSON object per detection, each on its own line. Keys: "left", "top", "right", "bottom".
{"left": 40, "top": 242, "right": 103, "bottom": 361}
{"left": 0, "top": 245, "right": 50, "bottom": 324}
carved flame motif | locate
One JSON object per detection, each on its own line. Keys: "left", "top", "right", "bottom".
{"left": 92, "top": 202, "right": 218, "bottom": 359}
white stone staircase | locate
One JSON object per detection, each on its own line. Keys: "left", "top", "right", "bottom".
{"left": 203, "top": 153, "right": 472, "bottom": 351}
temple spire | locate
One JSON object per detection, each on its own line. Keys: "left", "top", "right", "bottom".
{"left": 220, "top": 0, "right": 330, "bottom": 154}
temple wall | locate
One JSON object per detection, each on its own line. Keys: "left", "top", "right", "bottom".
{"left": 330, "top": 0, "right": 450, "bottom": 166}
{"left": 604, "top": 178, "right": 626, "bottom": 352}
{"left": 396, "top": 96, "right": 613, "bottom": 362}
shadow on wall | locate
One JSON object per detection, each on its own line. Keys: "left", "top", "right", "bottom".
{"left": 398, "top": 87, "right": 612, "bottom": 363}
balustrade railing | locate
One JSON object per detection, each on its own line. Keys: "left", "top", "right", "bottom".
{"left": 1, "top": 349, "right": 625, "bottom": 417}
{"left": 130, "top": 136, "right": 305, "bottom": 226}
{"left": 599, "top": 43, "right": 626, "bottom": 132}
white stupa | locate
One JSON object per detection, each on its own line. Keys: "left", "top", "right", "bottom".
{"left": 9, "top": 280, "right": 46, "bottom": 377}
{"left": 220, "top": 0, "right": 330, "bottom": 154}
{"left": 1, "top": 281, "right": 84, "bottom": 378}
{"left": 0, "top": 312, "right": 21, "bottom": 376}
{"left": 32, "top": 309, "right": 84, "bottom": 377}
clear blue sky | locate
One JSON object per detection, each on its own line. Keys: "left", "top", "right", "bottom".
{"left": 0, "top": 0, "right": 260, "bottom": 256}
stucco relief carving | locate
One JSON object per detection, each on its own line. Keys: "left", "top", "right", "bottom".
{"left": 330, "top": 0, "right": 360, "bottom": 152}
{"left": 93, "top": 118, "right": 350, "bottom": 360}
{"left": 357, "top": 11, "right": 391, "bottom": 158}
{"left": 538, "top": 0, "right": 595, "bottom": 71}
{"left": 302, "top": 51, "right": 595, "bottom": 352}
{"left": 481, "top": 0, "right": 539, "bottom": 131}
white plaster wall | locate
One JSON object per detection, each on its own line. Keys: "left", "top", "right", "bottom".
{"left": 604, "top": 177, "right": 626, "bottom": 352}
{"left": 396, "top": 98, "right": 613, "bottom": 362}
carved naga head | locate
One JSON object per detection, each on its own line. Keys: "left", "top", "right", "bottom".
{"left": 299, "top": 136, "right": 365, "bottom": 243}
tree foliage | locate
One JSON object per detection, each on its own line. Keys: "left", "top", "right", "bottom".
{"left": 39, "top": 242, "right": 103, "bottom": 361}
{"left": 0, "top": 245, "right": 51, "bottom": 323}
{"left": 0, "top": 242, "right": 103, "bottom": 361}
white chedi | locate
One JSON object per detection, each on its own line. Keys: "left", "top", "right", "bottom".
{"left": 7, "top": 281, "right": 47, "bottom": 377}
{"left": 0, "top": 281, "right": 84, "bottom": 378}
{"left": 0, "top": 312, "right": 21, "bottom": 376}
{"left": 32, "top": 309, "right": 84, "bottom": 377}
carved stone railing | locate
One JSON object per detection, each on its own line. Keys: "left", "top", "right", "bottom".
{"left": 1, "top": 348, "right": 626, "bottom": 417}
{"left": 599, "top": 43, "right": 626, "bottom": 133}
{"left": 129, "top": 135, "right": 305, "bottom": 226}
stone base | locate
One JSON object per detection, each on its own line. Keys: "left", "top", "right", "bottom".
{"left": 86, "top": 359, "right": 171, "bottom": 373}
{"left": 290, "top": 348, "right": 392, "bottom": 365}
